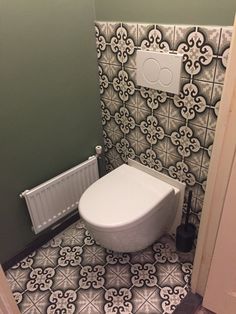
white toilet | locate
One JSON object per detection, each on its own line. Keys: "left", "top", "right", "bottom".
{"left": 79, "top": 160, "right": 185, "bottom": 252}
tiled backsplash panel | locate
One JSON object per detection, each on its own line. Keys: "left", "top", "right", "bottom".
{"left": 95, "top": 21, "right": 232, "bottom": 228}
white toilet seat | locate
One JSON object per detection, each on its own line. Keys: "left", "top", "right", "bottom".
{"left": 79, "top": 164, "right": 174, "bottom": 231}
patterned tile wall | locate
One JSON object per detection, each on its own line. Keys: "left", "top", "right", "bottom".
{"left": 95, "top": 21, "right": 232, "bottom": 228}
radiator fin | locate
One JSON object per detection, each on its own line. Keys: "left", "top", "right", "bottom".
{"left": 23, "top": 156, "right": 99, "bottom": 234}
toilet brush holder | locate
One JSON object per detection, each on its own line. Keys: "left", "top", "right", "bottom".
{"left": 176, "top": 190, "right": 196, "bottom": 252}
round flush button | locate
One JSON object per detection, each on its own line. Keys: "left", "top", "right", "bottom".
{"left": 142, "top": 58, "right": 161, "bottom": 83}
{"left": 160, "top": 68, "right": 173, "bottom": 86}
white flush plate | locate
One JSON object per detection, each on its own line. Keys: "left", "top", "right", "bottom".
{"left": 136, "top": 50, "right": 183, "bottom": 94}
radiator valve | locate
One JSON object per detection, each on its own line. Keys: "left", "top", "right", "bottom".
{"left": 95, "top": 145, "right": 102, "bottom": 156}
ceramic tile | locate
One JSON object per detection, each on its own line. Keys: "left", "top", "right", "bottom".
{"left": 215, "top": 27, "right": 232, "bottom": 84}
{"left": 98, "top": 63, "right": 109, "bottom": 96}
{"left": 99, "top": 44, "right": 121, "bottom": 66}
{"left": 6, "top": 219, "right": 194, "bottom": 314}
{"left": 138, "top": 23, "right": 174, "bottom": 52}
{"left": 101, "top": 99, "right": 112, "bottom": 126}
{"left": 140, "top": 86, "right": 168, "bottom": 110}
{"left": 211, "top": 83, "right": 222, "bottom": 118}
{"left": 102, "top": 83, "right": 122, "bottom": 104}
{"left": 157, "top": 263, "right": 185, "bottom": 288}
{"left": 108, "top": 23, "right": 137, "bottom": 67}
{"left": 165, "top": 153, "right": 182, "bottom": 170}
{"left": 101, "top": 96, "right": 122, "bottom": 117}
{"left": 139, "top": 148, "right": 164, "bottom": 172}
{"left": 103, "top": 117, "right": 124, "bottom": 145}
{"left": 99, "top": 62, "right": 121, "bottom": 83}
{"left": 106, "top": 22, "right": 122, "bottom": 42}
{"left": 140, "top": 115, "right": 165, "bottom": 145}
{"left": 173, "top": 79, "right": 211, "bottom": 123}
{"left": 174, "top": 26, "right": 221, "bottom": 81}
{"left": 115, "top": 137, "right": 136, "bottom": 162}
{"left": 160, "top": 285, "right": 188, "bottom": 314}
{"left": 170, "top": 124, "right": 201, "bottom": 158}
{"left": 207, "top": 108, "right": 217, "bottom": 130}
{"left": 125, "top": 90, "right": 151, "bottom": 125}
{"left": 112, "top": 68, "right": 136, "bottom": 102}
{"left": 126, "top": 125, "right": 151, "bottom": 155}
{"left": 114, "top": 106, "right": 136, "bottom": 134}
{"left": 104, "top": 146, "right": 124, "bottom": 170}
{"left": 95, "top": 23, "right": 107, "bottom": 61}
{"left": 75, "top": 288, "right": 105, "bottom": 313}
{"left": 52, "top": 266, "right": 81, "bottom": 291}
{"left": 97, "top": 22, "right": 231, "bottom": 235}
{"left": 104, "top": 264, "right": 132, "bottom": 289}
{"left": 185, "top": 148, "right": 204, "bottom": 168}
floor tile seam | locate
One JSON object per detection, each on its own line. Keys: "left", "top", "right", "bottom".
{"left": 178, "top": 264, "right": 193, "bottom": 279}
{"left": 82, "top": 244, "right": 102, "bottom": 254}
{"left": 70, "top": 239, "right": 84, "bottom": 247}
{"left": 6, "top": 271, "right": 18, "bottom": 285}
{"left": 25, "top": 290, "right": 48, "bottom": 308}
{"left": 183, "top": 282, "right": 190, "bottom": 289}
{"left": 164, "top": 262, "right": 181, "bottom": 273}
{"left": 166, "top": 263, "right": 184, "bottom": 274}
{"left": 74, "top": 294, "right": 97, "bottom": 313}
{"left": 140, "top": 296, "right": 163, "bottom": 313}
{"left": 132, "top": 299, "right": 147, "bottom": 314}
{"left": 80, "top": 261, "right": 108, "bottom": 269}
{"left": 157, "top": 269, "right": 174, "bottom": 286}
{"left": 105, "top": 275, "right": 131, "bottom": 288}
{"left": 106, "top": 263, "right": 131, "bottom": 275}
{"left": 66, "top": 265, "right": 83, "bottom": 278}
{"left": 84, "top": 288, "right": 105, "bottom": 303}
{"left": 128, "top": 284, "right": 135, "bottom": 291}
{"left": 21, "top": 299, "right": 39, "bottom": 314}
{"left": 76, "top": 302, "right": 96, "bottom": 314}
{"left": 35, "top": 299, "right": 49, "bottom": 314}
{"left": 54, "top": 274, "right": 78, "bottom": 289}
{"left": 82, "top": 297, "right": 104, "bottom": 313}
{"left": 16, "top": 281, "right": 29, "bottom": 294}
{"left": 156, "top": 282, "right": 165, "bottom": 292}
{"left": 10, "top": 266, "right": 32, "bottom": 280}
{"left": 77, "top": 285, "right": 108, "bottom": 293}
{"left": 161, "top": 272, "right": 186, "bottom": 287}
{"left": 21, "top": 289, "right": 28, "bottom": 295}
{"left": 83, "top": 251, "right": 105, "bottom": 261}
{"left": 13, "top": 268, "right": 34, "bottom": 289}
{"left": 38, "top": 252, "right": 59, "bottom": 266}
{"left": 105, "top": 267, "right": 130, "bottom": 281}
{"left": 154, "top": 259, "right": 177, "bottom": 267}
{"left": 133, "top": 284, "right": 160, "bottom": 302}
{"left": 173, "top": 261, "right": 193, "bottom": 274}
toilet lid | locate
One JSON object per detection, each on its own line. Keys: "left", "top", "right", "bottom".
{"left": 79, "top": 164, "right": 174, "bottom": 229}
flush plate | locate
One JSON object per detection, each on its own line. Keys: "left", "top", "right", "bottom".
{"left": 136, "top": 50, "right": 183, "bottom": 94}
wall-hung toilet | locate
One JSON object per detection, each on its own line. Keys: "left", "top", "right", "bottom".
{"left": 79, "top": 160, "right": 185, "bottom": 252}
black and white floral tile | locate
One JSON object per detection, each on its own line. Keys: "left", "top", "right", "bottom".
{"left": 6, "top": 219, "right": 194, "bottom": 314}
{"left": 95, "top": 21, "right": 232, "bottom": 228}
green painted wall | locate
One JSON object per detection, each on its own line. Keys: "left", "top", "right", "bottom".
{"left": 0, "top": 0, "right": 102, "bottom": 263}
{"left": 95, "top": 0, "right": 236, "bottom": 25}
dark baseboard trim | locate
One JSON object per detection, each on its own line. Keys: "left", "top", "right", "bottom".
{"left": 2, "top": 211, "right": 80, "bottom": 272}
{"left": 173, "top": 292, "right": 202, "bottom": 314}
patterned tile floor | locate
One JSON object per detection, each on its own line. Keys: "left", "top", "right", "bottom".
{"left": 6, "top": 219, "right": 194, "bottom": 314}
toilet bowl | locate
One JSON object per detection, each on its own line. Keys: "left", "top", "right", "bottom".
{"left": 78, "top": 161, "right": 185, "bottom": 252}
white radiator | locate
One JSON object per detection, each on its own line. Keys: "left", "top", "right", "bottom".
{"left": 20, "top": 156, "right": 99, "bottom": 234}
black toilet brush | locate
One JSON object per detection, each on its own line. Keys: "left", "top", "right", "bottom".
{"left": 176, "top": 190, "right": 196, "bottom": 252}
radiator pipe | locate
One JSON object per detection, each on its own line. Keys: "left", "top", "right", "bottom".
{"left": 95, "top": 145, "right": 106, "bottom": 177}
{"left": 20, "top": 190, "right": 29, "bottom": 199}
